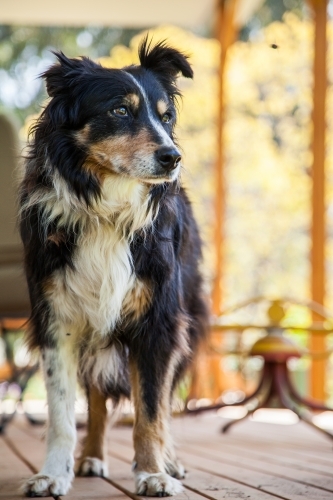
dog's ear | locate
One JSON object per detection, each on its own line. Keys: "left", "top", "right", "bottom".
{"left": 138, "top": 37, "right": 193, "bottom": 82}
{"left": 42, "top": 52, "right": 99, "bottom": 97}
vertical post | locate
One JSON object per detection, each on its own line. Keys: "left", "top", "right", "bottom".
{"left": 309, "top": 0, "right": 327, "bottom": 400}
{"left": 190, "top": 0, "right": 239, "bottom": 401}
{"left": 212, "top": 0, "right": 239, "bottom": 316}
{"left": 209, "top": 0, "right": 239, "bottom": 399}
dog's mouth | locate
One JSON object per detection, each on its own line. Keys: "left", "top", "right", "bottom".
{"left": 140, "top": 168, "right": 180, "bottom": 185}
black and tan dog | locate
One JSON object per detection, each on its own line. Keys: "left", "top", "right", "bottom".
{"left": 19, "top": 38, "right": 208, "bottom": 497}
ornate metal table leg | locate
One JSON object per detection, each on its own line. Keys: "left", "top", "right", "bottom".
{"left": 275, "top": 363, "right": 333, "bottom": 440}
{"left": 284, "top": 366, "right": 333, "bottom": 411}
{"left": 221, "top": 364, "right": 273, "bottom": 433}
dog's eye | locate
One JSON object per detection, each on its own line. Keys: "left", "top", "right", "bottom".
{"left": 161, "top": 113, "right": 172, "bottom": 124}
{"left": 112, "top": 107, "right": 128, "bottom": 117}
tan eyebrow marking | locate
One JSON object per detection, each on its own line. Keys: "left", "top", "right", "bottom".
{"left": 124, "top": 93, "right": 140, "bottom": 110}
{"left": 157, "top": 99, "right": 168, "bottom": 116}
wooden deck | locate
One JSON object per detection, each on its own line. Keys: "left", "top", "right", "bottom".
{"left": 1, "top": 413, "right": 332, "bottom": 499}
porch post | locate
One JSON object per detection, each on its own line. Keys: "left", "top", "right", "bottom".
{"left": 308, "top": 0, "right": 328, "bottom": 401}
{"left": 208, "top": 0, "right": 239, "bottom": 399}
{"left": 212, "top": 0, "right": 239, "bottom": 316}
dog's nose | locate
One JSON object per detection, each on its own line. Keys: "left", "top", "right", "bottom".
{"left": 156, "top": 147, "right": 181, "bottom": 171}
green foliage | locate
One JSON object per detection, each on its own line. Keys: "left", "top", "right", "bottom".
{"left": 225, "top": 13, "right": 313, "bottom": 305}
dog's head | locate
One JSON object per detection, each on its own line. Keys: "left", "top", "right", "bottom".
{"left": 38, "top": 38, "right": 193, "bottom": 202}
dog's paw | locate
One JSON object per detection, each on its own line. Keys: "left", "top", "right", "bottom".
{"left": 76, "top": 456, "right": 109, "bottom": 477}
{"left": 23, "top": 473, "right": 72, "bottom": 497}
{"left": 135, "top": 472, "right": 183, "bottom": 497}
{"left": 165, "top": 460, "right": 186, "bottom": 479}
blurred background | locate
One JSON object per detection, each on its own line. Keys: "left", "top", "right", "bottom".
{"left": 0, "top": 0, "right": 332, "bottom": 429}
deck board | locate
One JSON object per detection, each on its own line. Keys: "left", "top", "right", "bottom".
{"left": 179, "top": 441, "right": 333, "bottom": 491}
{"left": 106, "top": 430, "right": 333, "bottom": 500}
{"left": 196, "top": 438, "right": 333, "bottom": 476}
{"left": 0, "top": 413, "right": 332, "bottom": 499}
{"left": 106, "top": 440, "right": 287, "bottom": 500}
{"left": 3, "top": 425, "right": 130, "bottom": 500}
{"left": 0, "top": 437, "right": 33, "bottom": 500}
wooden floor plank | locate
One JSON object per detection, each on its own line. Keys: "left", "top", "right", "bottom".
{"left": 178, "top": 415, "right": 333, "bottom": 452}
{"left": 182, "top": 470, "right": 289, "bottom": 500}
{"left": 171, "top": 417, "right": 333, "bottom": 494}
{"left": 5, "top": 423, "right": 133, "bottom": 499}
{"left": 179, "top": 414, "right": 331, "bottom": 441}
{"left": 180, "top": 441, "right": 333, "bottom": 492}
{"left": 2, "top": 414, "right": 332, "bottom": 500}
{"left": 106, "top": 440, "right": 285, "bottom": 500}
{"left": 0, "top": 437, "right": 33, "bottom": 499}
{"left": 195, "top": 437, "right": 333, "bottom": 476}
{"left": 108, "top": 422, "right": 333, "bottom": 500}
{"left": 226, "top": 432, "right": 333, "bottom": 465}
{"left": 102, "top": 451, "right": 206, "bottom": 500}
{"left": 107, "top": 418, "right": 333, "bottom": 482}
{"left": 7, "top": 420, "right": 208, "bottom": 499}
{"left": 181, "top": 449, "right": 333, "bottom": 500}
{"left": 136, "top": 414, "right": 333, "bottom": 482}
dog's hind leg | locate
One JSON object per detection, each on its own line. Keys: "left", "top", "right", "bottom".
{"left": 76, "top": 385, "right": 109, "bottom": 478}
{"left": 130, "top": 353, "right": 184, "bottom": 497}
{"left": 23, "top": 335, "right": 77, "bottom": 497}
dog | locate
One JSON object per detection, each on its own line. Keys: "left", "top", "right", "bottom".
{"left": 19, "top": 37, "right": 208, "bottom": 497}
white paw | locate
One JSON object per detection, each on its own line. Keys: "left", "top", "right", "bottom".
{"left": 23, "top": 473, "right": 73, "bottom": 497}
{"left": 135, "top": 472, "right": 183, "bottom": 497}
{"left": 76, "top": 456, "right": 109, "bottom": 477}
{"left": 165, "top": 460, "right": 186, "bottom": 479}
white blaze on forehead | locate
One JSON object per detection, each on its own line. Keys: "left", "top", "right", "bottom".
{"left": 125, "top": 72, "right": 175, "bottom": 149}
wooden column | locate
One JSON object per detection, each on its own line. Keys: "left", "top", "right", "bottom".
{"left": 309, "top": 0, "right": 328, "bottom": 400}
{"left": 212, "top": 0, "right": 239, "bottom": 316}
{"left": 208, "top": 0, "right": 239, "bottom": 399}
{"left": 191, "top": 1, "right": 239, "bottom": 401}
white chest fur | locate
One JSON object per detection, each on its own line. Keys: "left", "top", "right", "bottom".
{"left": 43, "top": 175, "right": 156, "bottom": 337}
{"left": 59, "top": 223, "right": 135, "bottom": 335}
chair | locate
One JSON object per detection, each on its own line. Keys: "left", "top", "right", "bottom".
{"left": 0, "top": 113, "right": 30, "bottom": 317}
{"left": 0, "top": 113, "right": 32, "bottom": 432}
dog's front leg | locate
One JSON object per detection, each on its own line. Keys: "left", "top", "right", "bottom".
{"left": 24, "top": 338, "right": 77, "bottom": 497}
{"left": 130, "top": 355, "right": 183, "bottom": 497}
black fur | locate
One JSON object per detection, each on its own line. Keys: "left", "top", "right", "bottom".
{"left": 138, "top": 36, "right": 193, "bottom": 103}
{"left": 19, "top": 41, "right": 208, "bottom": 423}
{"left": 127, "top": 184, "right": 205, "bottom": 418}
